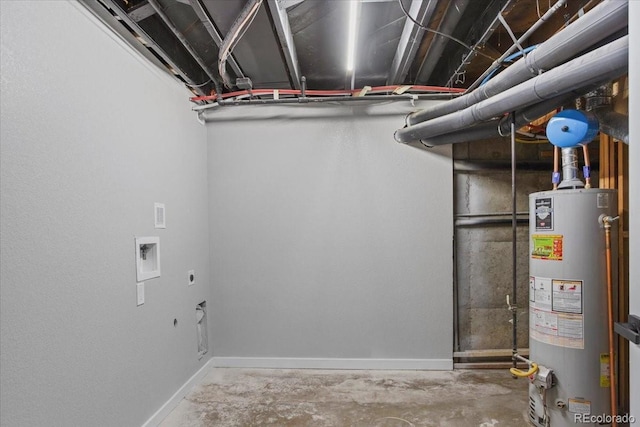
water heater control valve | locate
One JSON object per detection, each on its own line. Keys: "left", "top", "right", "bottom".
{"left": 533, "top": 365, "right": 554, "bottom": 390}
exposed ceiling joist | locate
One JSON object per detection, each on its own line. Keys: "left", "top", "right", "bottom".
{"left": 266, "top": 0, "right": 301, "bottom": 89}
{"left": 386, "top": 0, "right": 438, "bottom": 85}
{"left": 86, "top": 0, "right": 613, "bottom": 100}
{"left": 81, "top": 0, "right": 166, "bottom": 73}
{"left": 277, "top": 0, "right": 305, "bottom": 9}
{"left": 94, "top": 0, "right": 209, "bottom": 96}
{"left": 443, "top": 0, "right": 516, "bottom": 87}
{"left": 147, "top": 0, "right": 220, "bottom": 88}
{"left": 127, "top": 2, "right": 156, "bottom": 22}
{"left": 188, "top": 0, "right": 245, "bottom": 81}
{"left": 415, "top": 0, "right": 470, "bottom": 84}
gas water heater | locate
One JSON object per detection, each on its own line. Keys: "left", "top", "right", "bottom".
{"left": 519, "top": 110, "right": 619, "bottom": 426}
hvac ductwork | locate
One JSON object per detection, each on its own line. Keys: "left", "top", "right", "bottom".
{"left": 394, "top": 35, "right": 628, "bottom": 143}
{"left": 585, "top": 84, "right": 629, "bottom": 144}
{"left": 404, "top": 0, "right": 628, "bottom": 127}
{"left": 593, "top": 109, "right": 629, "bottom": 144}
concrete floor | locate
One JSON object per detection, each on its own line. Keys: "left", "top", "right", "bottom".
{"left": 160, "top": 368, "right": 529, "bottom": 427}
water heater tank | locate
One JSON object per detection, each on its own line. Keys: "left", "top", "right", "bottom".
{"left": 529, "top": 188, "right": 617, "bottom": 426}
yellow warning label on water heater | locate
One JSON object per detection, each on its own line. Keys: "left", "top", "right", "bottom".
{"left": 531, "top": 234, "right": 563, "bottom": 261}
{"left": 600, "top": 353, "right": 611, "bottom": 387}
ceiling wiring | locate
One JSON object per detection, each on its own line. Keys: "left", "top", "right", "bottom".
{"left": 186, "top": 79, "right": 213, "bottom": 89}
{"left": 396, "top": 0, "right": 496, "bottom": 62}
{"left": 218, "top": 0, "right": 263, "bottom": 88}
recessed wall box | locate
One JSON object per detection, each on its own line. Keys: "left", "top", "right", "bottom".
{"left": 196, "top": 301, "right": 208, "bottom": 358}
{"left": 135, "top": 236, "right": 160, "bottom": 282}
{"left": 154, "top": 203, "right": 166, "bottom": 229}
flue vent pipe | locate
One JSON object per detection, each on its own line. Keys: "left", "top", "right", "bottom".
{"left": 585, "top": 84, "right": 629, "bottom": 144}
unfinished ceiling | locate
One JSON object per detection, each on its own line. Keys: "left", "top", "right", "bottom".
{"left": 82, "top": 0, "right": 601, "bottom": 100}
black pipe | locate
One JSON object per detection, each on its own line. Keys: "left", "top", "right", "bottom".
{"left": 456, "top": 212, "right": 528, "bottom": 218}
{"left": 455, "top": 218, "right": 528, "bottom": 227}
{"left": 212, "top": 79, "right": 226, "bottom": 106}
{"left": 511, "top": 112, "right": 518, "bottom": 370}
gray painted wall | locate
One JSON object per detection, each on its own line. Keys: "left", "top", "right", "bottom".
{"left": 206, "top": 103, "right": 453, "bottom": 367}
{"left": 0, "top": 3, "right": 210, "bottom": 426}
{"left": 628, "top": 1, "right": 639, "bottom": 421}
{"left": 452, "top": 140, "right": 600, "bottom": 352}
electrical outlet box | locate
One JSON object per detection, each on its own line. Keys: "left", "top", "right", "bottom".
{"left": 188, "top": 270, "right": 195, "bottom": 286}
{"left": 154, "top": 203, "right": 166, "bottom": 229}
{"left": 137, "top": 282, "right": 145, "bottom": 306}
{"left": 135, "top": 236, "right": 160, "bottom": 282}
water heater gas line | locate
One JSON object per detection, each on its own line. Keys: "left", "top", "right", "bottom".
{"left": 510, "top": 111, "right": 519, "bottom": 371}
{"left": 510, "top": 353, "right": 539, "bottom": 378}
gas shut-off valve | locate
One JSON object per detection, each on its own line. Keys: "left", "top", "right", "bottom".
{"left": 511, "top": 353, "right": 554, "bottom": 389}
{"left": 511, "top": 354, "right": 555, "bottom": 426}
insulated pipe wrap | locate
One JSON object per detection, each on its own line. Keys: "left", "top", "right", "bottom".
{"left": 405, "top": 0, "right": 628, "bottom": 126}
{"left": 396, "top": 36, "right": 628, "bottom": 143}
{"left": 416, "top": 90, "right": 605, "bottom": 147}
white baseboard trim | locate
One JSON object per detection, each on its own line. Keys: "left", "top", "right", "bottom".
{"left": 212, "top": 357, "right": 453, "bottom": 371}
{"left": 142, "top": 357, "right": 214, "bottom": 427}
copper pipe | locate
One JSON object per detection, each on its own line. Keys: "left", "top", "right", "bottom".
{"left": 603, "top": 216, "right": 618, "bottom": 425}
{"left": 583, "top": 144, "right": 592, "bottom": 189}
{"left": 553, "top": 145, "right": 560, "bottom": 190}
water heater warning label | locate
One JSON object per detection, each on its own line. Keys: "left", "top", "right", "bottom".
{"left": 530, "top": 276, "right": 584, "bottom": 349}
{"left": 552, "top": 280, "right": 583, "bottom": 314}
{"left": 568, "top": 399, "right": 591, "bottom": 414}
{"left": 530, "top": 310, "right": 584, "bottom": 349}
{"left": 600, "top": 354, "right": 611, "bottom": 387}
{"left": 531, "top": 235, "right": 563, "bottom": 261}
{"left": 535, "top": 197, "right": 553, "bottom": 230}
